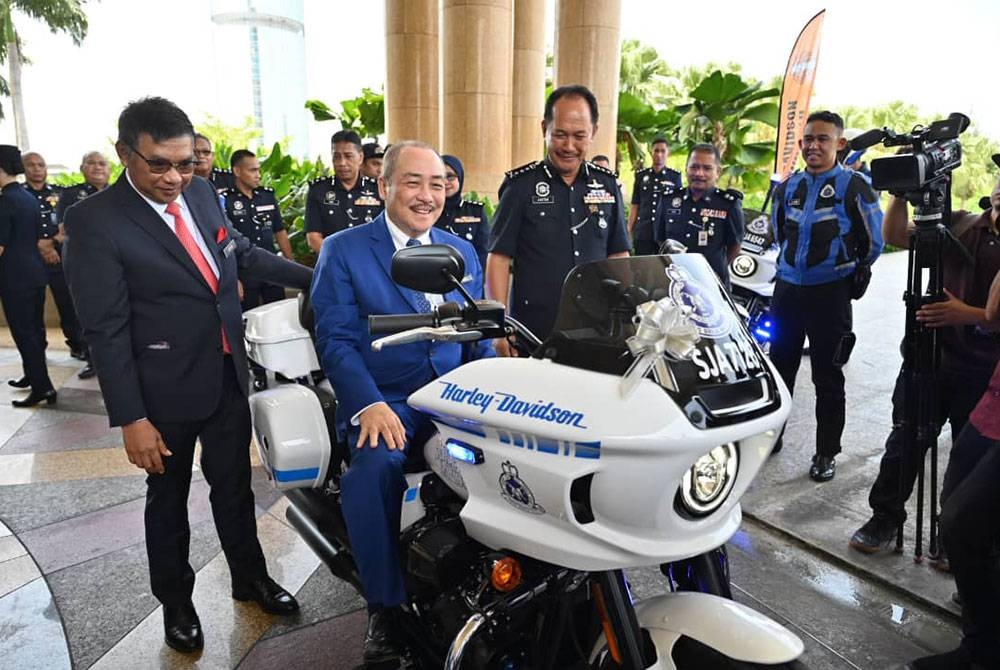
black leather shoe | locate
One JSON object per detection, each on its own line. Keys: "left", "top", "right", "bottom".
{"left": 363, "top": 608, "right": 401, "bottom": 664}
{"left": 809, "top": 455, "right": 836, "bottom": 482}
{"left": 163, "top": 601, "right": 203, "bottom": 653}
{"left": 232, "top": 576, "right": 299, "bottom": 614}
{"left": 7, "top": 376, "right": 29, "bottom": 389}
{"left": 78, "top": 363, "right": 97, "bottom": 379}
{"left": 69, "top": 347, "right": 88, "bottom": 361}
{"left": 12, "top": 389, "right": 56, "bottom": 408}
{"left": 849, "top": 515, "right": 899, "bottom": 554}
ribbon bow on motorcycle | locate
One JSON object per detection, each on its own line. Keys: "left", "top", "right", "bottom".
{"left": 620, "top": 296, "right": 701, "bottom": 397}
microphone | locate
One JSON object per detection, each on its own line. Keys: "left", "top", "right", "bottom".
{"left": 849, "top": 128, "right": 884, "bottom": 152}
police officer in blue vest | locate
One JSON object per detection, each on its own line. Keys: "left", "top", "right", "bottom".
{"left": 20, "top": 152, "right": 88, "bottom": 375}
{"left": 488, "top": 85, "right": 631, "bottom": 349}
{"left": 304, "top": 130, "right": 383, "bottom": 254}
{"left": 193, "top": 133, "right": 235, "bottom": 194}
{"left": 654, "top": 143, "right": 744, "bottom": 289}
{"left": 222, "top": 150, "right": 294, "bottom": 311}
{"left": 630, "top": 137, "right": 682, "bottom": 255}
{"left": 770, "top": 110, "right": 884, "bottom": 482}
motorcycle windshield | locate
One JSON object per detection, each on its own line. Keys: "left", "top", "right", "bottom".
{"left": 540, "top": 255, "right": 780, "bottom": 428}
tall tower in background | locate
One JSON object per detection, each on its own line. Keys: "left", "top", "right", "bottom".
{"left": 210, "top": 0, "right": 308, "bottom": 156}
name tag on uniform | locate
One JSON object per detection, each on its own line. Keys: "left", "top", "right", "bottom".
{"left": 256, "top": 204, "right": 275, "bottom": 212}
{"left": 223, "top": 239, "right": 237, "bottom": 257}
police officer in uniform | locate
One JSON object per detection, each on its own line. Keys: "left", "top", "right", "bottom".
{"left": 305, "top": 130, "right": 383, "bottom": 253}
{"left": 488, "top": 85, "right": 631, "bottom": 348}
{"left": 21, "top": 153, "right": 87, "bottom": 373}
{"left": 0, "top": 145, "right": 56, "bottom": 406}
{"left": 435, "top": 154, "right": 489, "bottom": 272}
{"left": 222, "top": 150, "right": 294, "bottom": 311}
{"left": 629, "top": 137, "right": 682, "bottom": 255}
{"left": 193, "top": 133, "right": 235, "bottom": 194}
{"left": 361, "top": 142, "right": 384, "bottom": 180}
{"left": 654, "top": 143, "right": 744, "bottom": 289}
{"left": 54, "top": 150, "right": 110, "bottom": 379}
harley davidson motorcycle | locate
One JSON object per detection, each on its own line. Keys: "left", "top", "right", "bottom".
{"left": 243, "top": 247, "right": 803, "bottom": 669}
{"left": 728, "top": 208, "right": 779, "bottom": 350}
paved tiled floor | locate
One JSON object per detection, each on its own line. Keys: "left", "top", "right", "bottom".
{"left": 0, "top": 252, "right": 967, "bottom": 669}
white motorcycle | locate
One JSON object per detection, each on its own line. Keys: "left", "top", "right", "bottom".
{"left": 243, "top": 248, "right": 803, "bottom": 669}
{"left": 729, "top": 208, "right": 778, "bottom": 350}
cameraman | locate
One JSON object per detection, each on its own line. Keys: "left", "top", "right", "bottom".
{"left": 850, "top": 156, "right": 1000, "bottom": 555}
{"left": 770, "top": 110, "right": 884, "bottom": 482}
{"left": 908, "top": 269, "right": 1000, "bottom": 670}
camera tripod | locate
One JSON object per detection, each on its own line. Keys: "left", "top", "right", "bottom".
{"left": 895, "top": 181, "right": 972, "bottom": 562}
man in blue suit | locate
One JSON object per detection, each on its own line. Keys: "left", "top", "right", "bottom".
{"left": 311, "top": 140, "right": 494, "bottom": 664}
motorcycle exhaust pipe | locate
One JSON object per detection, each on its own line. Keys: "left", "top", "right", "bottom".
{"left": 284, "top": 501, "right": 363, "bottom": 593}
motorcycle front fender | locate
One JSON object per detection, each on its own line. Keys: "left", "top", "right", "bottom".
{"left": 591, "top": 592, "right": 803, "bottom": 668}
{"left": 639, "top": 592, "right": 803, "bottom": 666}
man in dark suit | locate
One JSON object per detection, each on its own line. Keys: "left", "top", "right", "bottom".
{"left": 311, "top": 141, "right": 493, "bottom": 663}
{"left": 62, "top": 97, "right": 313, "bottom": 653}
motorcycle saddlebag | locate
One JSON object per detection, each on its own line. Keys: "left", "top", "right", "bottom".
{"left": 249, "top": 384, "right": 332, "bottom": 490}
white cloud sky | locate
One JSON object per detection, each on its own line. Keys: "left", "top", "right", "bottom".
{"left": 2, "top": 0, "right": 997, "bottom": 170}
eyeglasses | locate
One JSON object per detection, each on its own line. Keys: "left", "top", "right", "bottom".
{"left": 445, "top": 174, "right": 459, "bottom": 182}
{"left": 128, "top": 145, "right": 198, "bottom": 175}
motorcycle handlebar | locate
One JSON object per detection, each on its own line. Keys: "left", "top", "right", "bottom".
{"left": 368, "top": 302, "right": 462, "bottom": 334}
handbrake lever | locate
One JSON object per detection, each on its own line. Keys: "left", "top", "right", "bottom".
{"left": 371, "top": 326, "right": 483, "bottom": 352}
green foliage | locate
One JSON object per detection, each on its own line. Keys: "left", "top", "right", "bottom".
{"left": 256, "top": 142, "right": 328, "bottom": 264}
{"left": 196, "top": 115, "right": 263, "bottom": 169}
{"left": 49, "top": 160, "right": 122, "bottom": 187}
{"left": 0, "top": 0, "right": 89, "bottom": 116}
{"left": 305, "top": 87, "right": 385, "bottom": 139}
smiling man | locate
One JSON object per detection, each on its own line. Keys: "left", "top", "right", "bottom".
{"left": 768, "top": 110, "right": 884, "bottom": 482}
{"left": 61, "top": 97, "right": 312, "bottom": 654}
{"left": 486, "top": 84, "right": 631, "bottom": 350}
{"left": 310, "top": 140, "right": 493, "bottom": 664}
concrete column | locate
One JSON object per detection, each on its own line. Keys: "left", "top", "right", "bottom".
{"left": 511, "top": 0, "right": 546, "bottom": 169}
{"left": 385, "top": 0, "right": 439, "bottom": 146}
{"left": 441, "top": 0, "right": 513, "bottom": 199}
{"left": 553, "top": 0, "right": 622, "bottom": 162}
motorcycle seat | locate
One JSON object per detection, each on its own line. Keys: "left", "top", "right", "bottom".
{"left": 298, "top": 291, "right": 317, "bottom": 341}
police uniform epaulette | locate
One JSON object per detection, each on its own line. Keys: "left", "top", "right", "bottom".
{"left": 257, "top": 186, "right": 275, "bottom": 193}
{"left": 586, "top": 161, "right": 616, "bottom": 177}
{"left": 723, "top": 188, "right": 743, "bottom": 201}
{"left": 504, "top": 161, "right": 540, "bottom": 180}
{"left": 214, "top": 167, "right": 233, "bottom": 175}
{"left": 309, "top": 175, "right": 333, "bottom": 186}
{"left": 461, "top": 199, "right": 485, "bottom": 209}
{"left": 220, "top": 187, "right": 237, "bottom": 197}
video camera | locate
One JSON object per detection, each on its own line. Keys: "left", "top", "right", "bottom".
{"left": 850, "top": 113, "right": 970, "bottom": 197}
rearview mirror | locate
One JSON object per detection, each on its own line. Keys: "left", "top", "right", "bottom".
{"left": 391, "top": 243, "right": 466, "bottom": 294}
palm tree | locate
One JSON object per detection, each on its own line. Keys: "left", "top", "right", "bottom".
{"left": 0, "top": 0, "right": 89, "bottom": 147}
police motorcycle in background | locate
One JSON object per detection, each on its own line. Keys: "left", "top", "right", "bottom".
{"left": 243, "top": 246, "right": 803, "bottom": 669}
{"left": 727, "top": 208, "right": 778, "bottom": 350}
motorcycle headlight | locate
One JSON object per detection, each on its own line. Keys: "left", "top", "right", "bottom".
{"left": 731, "top": 254, "right": 757, "bottom": 279}
{"left": 679, "top": 443, "right": 739, "bottom": 516}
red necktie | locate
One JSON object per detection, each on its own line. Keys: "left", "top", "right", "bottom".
{"left": 165, "top": 201, "right": 230, "bottom": 354}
